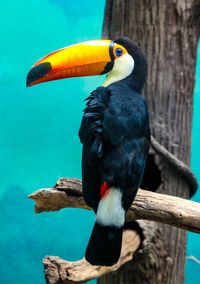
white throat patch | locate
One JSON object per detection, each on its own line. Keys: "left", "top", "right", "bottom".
{"left": 96, "top": 188, "right": 125, "bottom": 228}
{"left": 102, "top": 53, "right": 134, "bottom": 87}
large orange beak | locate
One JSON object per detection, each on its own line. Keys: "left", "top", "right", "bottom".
{"left": 26, "top": 40, "right": 115, "bottom": 87}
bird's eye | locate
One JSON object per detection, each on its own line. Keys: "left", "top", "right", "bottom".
{"left": 115, "top": 48, "right": 123, "bottom": 57}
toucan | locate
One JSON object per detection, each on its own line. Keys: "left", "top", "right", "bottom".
{"left": 27, "top": 37, "right": 150, "bottom": 266}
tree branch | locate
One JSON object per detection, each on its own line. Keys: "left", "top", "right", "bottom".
{"left": 29, "top": 177, "right": 200, "bottom": 234}
{"left": 28, "top": 177, "right": 200, "bottom": 283}
{"left": 43, "top": 228, "right": 141, "bottom": 284}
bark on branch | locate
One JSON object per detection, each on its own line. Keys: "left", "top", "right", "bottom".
{"left": 29, "top": 177, "right": 200, "bottom": 234}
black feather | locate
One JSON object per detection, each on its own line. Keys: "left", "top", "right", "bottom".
{"left": 85, "top": 223, "right": 123, "bottom": 266}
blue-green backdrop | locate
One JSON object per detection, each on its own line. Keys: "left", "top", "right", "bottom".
{"left": 0, "top": 1, "right": 199, "bottom": 283}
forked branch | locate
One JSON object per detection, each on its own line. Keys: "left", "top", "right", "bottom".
{"left": 28, "top": 177, "right": 200, "bottom": 283}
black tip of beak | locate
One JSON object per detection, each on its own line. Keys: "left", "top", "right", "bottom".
{"left": 26, "top": 62, "right": 52, "bottom": 87}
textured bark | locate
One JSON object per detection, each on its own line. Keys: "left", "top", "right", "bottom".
{"left": 29, "top": 177, "right": 200, "bottom": 234}
{"left": 101, "top": 1, "right": 200, "bottom": 284}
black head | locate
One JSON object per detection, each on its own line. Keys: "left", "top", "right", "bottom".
{"left": 114, "top": 37, "right": 148, "bottom": 93}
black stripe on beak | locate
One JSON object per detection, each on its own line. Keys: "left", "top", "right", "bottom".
{"left": 101, "top": 40, "right": 115, "bottom": 75}
{"left": 109, "top": 40, "right": 115, "bottom": 61}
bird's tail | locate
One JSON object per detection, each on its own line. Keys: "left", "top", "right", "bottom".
{"left": 85, "top": 222, "right": 123, "bottom": 266}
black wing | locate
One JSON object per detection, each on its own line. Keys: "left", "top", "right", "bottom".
{"left": 79, "top": 87, "right": 111, "bottom": 212}
{"left": 79, "top": 85, "right": 150, "bottom": 212}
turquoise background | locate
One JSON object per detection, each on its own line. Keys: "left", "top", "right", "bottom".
{"left": 0, "top": 1, "right": 199, "bottom": 283}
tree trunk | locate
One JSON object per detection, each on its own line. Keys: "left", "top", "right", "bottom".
{"left": 100, "top": 1, "right": 200, "bottom": 284}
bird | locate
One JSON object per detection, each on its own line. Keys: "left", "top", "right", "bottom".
{"left": 26, "top": 37, "right": 151, "bottom": 266}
